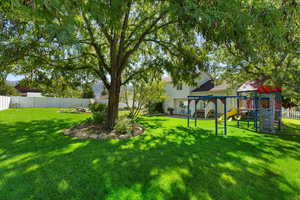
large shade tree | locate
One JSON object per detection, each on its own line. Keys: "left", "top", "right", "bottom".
{"left": 1, "top": 0, "right": 298, "bottom": 128}
{"left": 213, "top": 0, "right": 299, "bottom": 99}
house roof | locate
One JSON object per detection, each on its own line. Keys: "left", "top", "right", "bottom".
{"left": 192, "top": 80, "right": 214, "bottom": 92}
{"left": 192, "top": 80, "right": 231, "bottom": 93}
{"left": 210, "top": 82, "right": 230, "bottom": 92}
{"left": 15, "top": 85, "right": 41, "bottom": 93}
{"left": 237, "top": 80, "right": 282, "bottom": 93}
{"left": 236, "top": 80, "right": 264, "bottom": 92}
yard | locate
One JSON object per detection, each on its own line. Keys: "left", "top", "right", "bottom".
{"left": 0, "top": 109, "right": 300, "bottom": 200}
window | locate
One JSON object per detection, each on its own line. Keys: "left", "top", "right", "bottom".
{"left": 176, "top": 84, "right": 183, "bottom": 90}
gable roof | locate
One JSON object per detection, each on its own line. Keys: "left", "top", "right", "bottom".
{"left": 15, "top": 85, "right": 41, "bottom": 93}
{"left": 192, "top": 80, "right": 214, "bottom": 92}
{"left": 210, "top": 82, "right": 230, "bottom": 92}
{"left": 236, "top": 80, "right": 265, "bottom": 92}
{"left": 237, "top": 80, "right": 282, "bottom": 93}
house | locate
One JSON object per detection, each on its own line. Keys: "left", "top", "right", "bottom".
{"left": 15, "top": 85, "right": 43, "bottom": 97}
{"left": 92, "top": 81, "right": 105, "bottom": 99}
{"left": 92, "top": 81, "right": 129, "bottom": 109}
{"left": 163, "top": 72, "right": 236, "bottom": 117}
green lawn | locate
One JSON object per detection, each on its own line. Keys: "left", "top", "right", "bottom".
{"left": 0, "top": 109, "right": 300, "bottom": 200}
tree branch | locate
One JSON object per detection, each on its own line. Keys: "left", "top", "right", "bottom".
{"left": 117, "top": 0, "right": 132, "bottom": 66}
{"left": 121, "top": 68, "right": 148, "bottom": 85}
{"left": 144, "top": 39, "right": 181, "bottom": 57}
{"left": 82, "top": 12, "right": 111, "bottom": 73}
{"left": 125, "top": 13, "right": 157, "bottom": 46}
{"left": 120, "top": 12, "right": 170, "bottom": 71}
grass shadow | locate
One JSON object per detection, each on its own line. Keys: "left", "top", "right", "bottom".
{"left": 0, "top": 111, "right": 299, "bottom": 199}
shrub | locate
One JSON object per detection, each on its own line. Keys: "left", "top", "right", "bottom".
{"left": 148, "top": 102, "right": 164, "bottom": 114}
{"left": 92, "top": 112, "right": 107, "bottom": 123}
{"left": 89, "top": 102, "right": 107, "bottom": 113}
{"left": 167, "top": 107, "right": 174, "bottom": 115}
{"left": 82, "top": 87, "right": 95, "bottom": 98}
{"left": 0, "top": 83, "right": 19, "bottom": 96}
{"left": 89, "top": 102, "right": 108, "bottom": 123}
{"left": 113, "top": 117, "right": 132, "bottom": 134}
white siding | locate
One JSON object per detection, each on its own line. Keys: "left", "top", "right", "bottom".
{"left": 26, "top": 92, "right": 43, "bottom": 97}
{"left": 163, "top": 74, "right": 211, "bottom": 113}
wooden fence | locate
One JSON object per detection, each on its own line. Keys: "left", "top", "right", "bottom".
{"left": 282, "top": 108, "right": 300, "bottom": 120}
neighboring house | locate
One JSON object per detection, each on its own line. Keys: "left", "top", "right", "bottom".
{"left": 163, "top": 73, "right": 236, "bottom": 117}
{"left": 93, "top": 81, "right": 108, "bottom": 104}
{"left": 6, "top": 81, "right": 43, "bottom": 97}
{"left": 92, "top": 81, "right": 105, "bottom": 99}
{"left": 15, "top": 85, "right": 43, "bottom": 97}
{"left": 92, "top": 81, "right": 129, "bottom": 109}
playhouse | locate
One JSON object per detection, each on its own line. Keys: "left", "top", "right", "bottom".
{"left": 187, "top": 80, "right": 282, "bottom": 135}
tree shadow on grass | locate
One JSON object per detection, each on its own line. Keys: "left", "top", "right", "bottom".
{"left": 138, "top": 116, "right": 167, "bottom": 130}
{"left": 226, "top": 120, "right": 300, "bottom": 144}
{"left": 0, "top": 116, "right": 299, "bottom": 200}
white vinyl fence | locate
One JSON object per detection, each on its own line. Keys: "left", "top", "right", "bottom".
{"left": 0, "top": 96, "right": 11, "bottom": 111}
{"left": 10, "top": 96, "right": 91, "bottom": 108}
{"left": 282, "top": 108, "right": 300, "bottom": 120}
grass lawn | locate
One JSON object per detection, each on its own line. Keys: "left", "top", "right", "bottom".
{"left": 0, "top": 108, "right": 300, "bottom": 200}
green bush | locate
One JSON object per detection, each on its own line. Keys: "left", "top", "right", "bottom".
{"left": 167, "top": 107, "right": 174, "bottom": 115}
{"left": 148, "top": 102, "right": 164, "bottom": 114}
{"left": 89, "top": 102, "right": 108, "bottom": 123}
{"left": 0, "top": 83, "right": 19, "bottom": 96}
{"left": 92, "top": 112, "right": 107, "bottom": 123}
{"left": 114, "top": 117, "right": 132, "bottom": 134}
{"left": 89, "top": 102, "right": 107, "bottom": 113}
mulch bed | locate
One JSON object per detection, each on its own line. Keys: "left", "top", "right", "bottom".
{"left": 63, "top": 122, "right": 145, "bottom": 139}
{"left": 59, "top": 108, "right": 92, "bottom": 114}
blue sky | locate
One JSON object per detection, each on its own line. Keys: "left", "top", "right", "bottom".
{"left": 7, "top": 74, "right": 24, "bottom": 81}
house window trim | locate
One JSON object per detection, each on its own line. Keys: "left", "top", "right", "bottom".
{"left": 176, "top": 83, "right": 183, "bottom": 91}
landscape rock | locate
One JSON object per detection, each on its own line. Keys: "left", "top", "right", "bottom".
{"left": 89, "top": 134, "right": 99, "bottom": 139}
{"left": 63, "top": 122, "right": 145, "bottom": 140}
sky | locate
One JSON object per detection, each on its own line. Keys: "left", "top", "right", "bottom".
{"left": 6, "top": 74, "right": 24, "bottom": 81}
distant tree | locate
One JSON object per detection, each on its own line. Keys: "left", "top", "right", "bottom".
{"left": 82, "top": 84, "right": 95, "bottom": 99}
{"left": 101, "top": 89, "right": 108, "bottom": 96}
{"left": 282, "top": 97, "right": 298, "bottom": 109}
{"left": 0, "top": 82, "right": 19, "bottom": 96}
{"left": 122, "top": 71, "right": 166, "bottom": 119}
{"left": 18, "top": 77, "right": 83, "bottom": 98}
{"left": 42, "top": 77, "right": 82, "bottom": 98}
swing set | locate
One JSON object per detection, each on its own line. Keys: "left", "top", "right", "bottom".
{"left": 187, "top": 80, "right": 283, "bottom": 136}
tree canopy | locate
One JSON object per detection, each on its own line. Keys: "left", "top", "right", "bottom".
{"left": 212, "top": 0, "right": 299, "bottom": 101}
{"left": 1, "top": 0, "right": 299, "bottom": 127}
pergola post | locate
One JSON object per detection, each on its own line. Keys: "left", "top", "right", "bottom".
{"left": 224, "top": 98, "right": 227, "bottom": 136}
{"left": 278, "top": 93, "right": 282, "bottom": 131}
{"left": 254, "top": 92, "right": 258, "bottom": 132}
{"left": 215, "top": 98, "right": 218, "bottom": 136}
{"left": 237, "top": 92, "right": 240, "bottom": 128}
{"left": 195, "top": 100, "right": 198, "bottom": 127}
{"left": 187, "top": 99, "right": 190, "bottom": 127}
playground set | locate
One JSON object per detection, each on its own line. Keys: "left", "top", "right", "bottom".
{"left": 187, "top": 80, "right": 283, "bottom": 136}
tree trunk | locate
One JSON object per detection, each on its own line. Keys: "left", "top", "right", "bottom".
{"left": 106, "top": 73, "right": 122, "bottom": 129}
